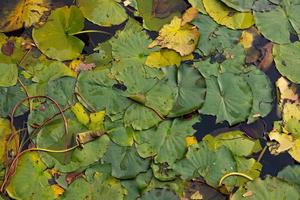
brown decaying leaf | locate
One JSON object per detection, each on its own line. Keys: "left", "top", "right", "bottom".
{"left": 66, "top": 172, "right": 83, "bottom": 185}
{"left": 76, "top": 130, "right": 105, "bottom": 147}
{"left": 257, "top": 42, "right": 273, "bottom": 71}
{"left": 75, "top": 62, "right": 96, "bottom": 73}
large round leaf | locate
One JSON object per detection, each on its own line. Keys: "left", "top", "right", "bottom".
{"left": 77, "top": 0, "right": 127, "bottom": 27}
{"left": 254, "top": 0, "right": 300, "bottom": 44}
{"left": 32, "top": 6, "right": 85, "bottom": 61}
{"left": 199, "top": 73, "right": 253, "bottom": 125}
{"left": 76, "top": 68, "right": 132, "bottom": 118}
{"left": 0, "top": 0, "right": 50, "bottom": 32}
{"left": 165, "top": 65, "right": 206, "bottom": 117}
{"left": 135, "top": 116, "right": 198, "bottom": 164}
{"left": 124, "top": 80, "right": 174, "bottom": 130}
{"left": 62, "top": 171, "right": 125, "bottom": 200}
{"left": 243, "top": 66, "right": 273, "bottom": 123}
{"left": 273, "top": 42, "right": 300, "bottom": 83}
{"left": 37, "top": 118, "right": 110, "bottom": 172}
{"left": 6, "top": 152, "right": 57, "bottom": 200}
{"left": 139, "top": 188, "right": 179, "bottom": 200}
{"left": 202, "top": 0, "right": 254, "bottom": 29}
{"left": 103, "top": 142, "right": 150, "bottom": 179}
{"left": 192, "top": 14, "right": 241, "bottom": 56}
{"left": 173, "top": 142, "right": 237, "bottom": 187}
{"left": 232, "top": 176, "right": 300, "bottom": 200}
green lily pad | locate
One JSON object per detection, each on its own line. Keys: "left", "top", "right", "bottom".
{"left": 32, "top": 6, "right": 85, "bottom": 61}
{"left": 165, "top": 65, "right": 206, "bottom": 117}
{"left": 231, "top": 176, "right": 300, "bottom": 200}
{"left": 278, "top": 165, "right": 300, "bottom": 188}
{"left": 0, "top": 63, "right": 18, "bottom": 87}
{"left": 192, "top": 14, "right": 241, "bottom": 56}
{"left": 203, "top": 130, "right": 262, "bottom": 156}
{"left": 173, "top": 142, "right": 237, "bottom": 187}
{"left": 103, "top": 142, "right": 150, "bottom": 179}
{"left": 77, "top": 0, "right": 127, "bottom": 27}
{"left": 135, "top": 116, "right": 198, "bottom": 164}
{"left": 110, "top": 19, "right": 154, "bottom": 66}
{"left": 199, "top": 73, "right": 253, "bottom": 125}
{"left": 62, "top": 170, "right": 125, "bottom": 200}
{"left": 254, "top": 0, "right": 300, "bottom": 44}
{"left": 6, "top": 152, "right": 57, "bottom": 200}
{"left": 46, "top": 77, "right": 76, "bottom": 107}
{"left": 136, "top": 0, "right": 186, "bottom": 31}
{"left": 105, "top": 118, "right": 135, "bottom": 147}
{"left": 139, "top": 188, "right": 179, "bottom": 200}
{"left": 273, "top": 42, "right": 300, "bottom": 83}
{"left": 243, "top": 66, "right": 273, "bottom": 123}
{"left": 76, "top": 68, "right": 132, "bottom": 118}
{"left": 37, "top": 118, "right": 110, "bottom": 172}
{"left": 124, "top": 80, "right": 174, "bottom": 130}
{"left": 0, "top": 84, "right": 27, "bottom": 118}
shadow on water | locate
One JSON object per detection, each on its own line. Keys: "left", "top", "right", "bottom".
{"left": 10, "top": 0, "right": 299, "bottom": 181}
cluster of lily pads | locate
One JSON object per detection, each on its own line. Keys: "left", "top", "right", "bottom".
{"left": 0, "top": 0, "right": 300, "bottom": 199}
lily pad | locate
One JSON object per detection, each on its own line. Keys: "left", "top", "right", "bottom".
{"left": 199, "top": 73, "right": 253, "bottom": 125}
{"left": 231, "top": 176, "right": 300, "bottom": 200}
{"left": 6, "top": 152, "right": 57, "bottom": 200}
{"left": 32, "top": 6, "right": 85, "bottom": 61}
{"left": 0, "top": 84, "right": 27, "bottom": 118}
{"left": 149, "top": 16, "right": 200, "bottom": 56}
{"left": 164, "top": 65, "right": 206, "bottom": 117}
{"left": 135, "top": 116, "right": 198, "bottom": 164}
{"left": 62, "top": 170, "right": 125, "bottom": 200}
{"left": 243, "top": 66, "right": 273, "bottom": 123}
{"left": 278, "top": 165, "right": 300, "bottom": 188}
{"left": 202, "top": 0, "right": 254, "bottom": 29}
{"left": 103, "top": 142, "right": 150, "bottom": 179}
{"left": 254, "top": 0, "right": 300, "bottom": 44}
{"left": 273, "top": 42, "right": 300, "bottom": 83}
{"left": 76, "top": 68, "right": 132, "bottom": 118}
{"left": 77, "top": 0, "right": 127, "bottom": 27}
{"left": 192, "top": 14, "right": 241, "bottom": 56}
{"left": 0, "top": 0, "right": 50, "bottom": 32}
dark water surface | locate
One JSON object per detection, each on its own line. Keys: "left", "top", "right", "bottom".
{"left": 11, "top": 0, "right": 298, "bottom": 181}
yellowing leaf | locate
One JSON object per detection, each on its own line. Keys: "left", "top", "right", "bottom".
{"left": 0, "top": 0, "right": 50, "bottom": 32}
{"left": 145, "top": 49, "right": 184, "bottom": 68}
{"left": 186, "top": 136, "right": 198, "bottom": 147}
{"left": 240, "top": 31, "right": 254, "bottom": 49}
{"left": 88, "top": 111, "right": 106, "bottom": 131}
{"left": 203, "top": 0, "right": 254, "bottom": 29}
{"left": 52, "top": 184, "right": 65, "bottom": 198}
{"left": 268, "top": 131, "right": 294, "bottom": 154}
{"left": 276, "top": 77, "right": 299, "bottom": 103}
{"left": 149, "top": 16, "right": 200, "bottom": 56}
{"left": 289, "top": 139, "right": 300, "bottom": 163}
{"left": 69, "top": 59, "right": 82, "bottom": 71}
{"left": 71, "top": 102, "right": 90, "bottom": 126}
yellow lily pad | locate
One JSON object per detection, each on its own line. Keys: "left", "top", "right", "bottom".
{"left": 149, "top": 16, "right": 200, "bottom": 56}
{"left": 202, "top": 0, "right": 254, "bottom": 29}
{"left": 0, "top": 0, "right": 50, "bottom": 32}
